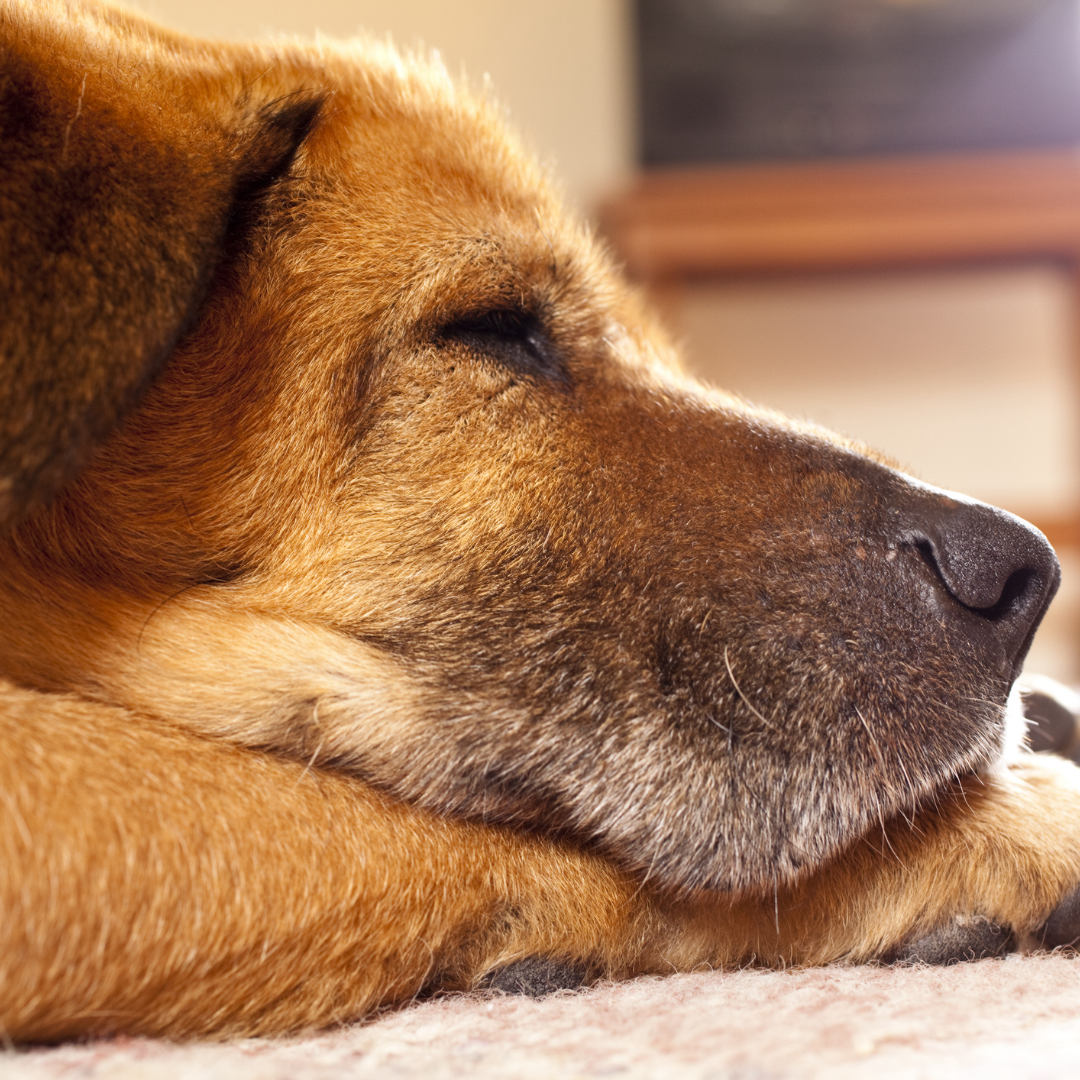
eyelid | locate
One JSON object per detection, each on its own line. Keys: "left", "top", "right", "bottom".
{"left": 440, "top": 309, "right": 537, "bottom": 338}
{"left": 437, "top": 309, "right": 566, "bottom": 384}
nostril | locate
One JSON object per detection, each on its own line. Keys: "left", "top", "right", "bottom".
{"left": 895, "top": 494, "right": 1060, "bottom": 682}
{"left": 984, "top": 568, "right": 1036, "bottom": 622}
{"left": 913, "top": 539, "right": 1034, "bottom": 622}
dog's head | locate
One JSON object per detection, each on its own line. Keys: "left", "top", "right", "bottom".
{"left": 0, "top": 0, "right": 1059, "bottom": 891}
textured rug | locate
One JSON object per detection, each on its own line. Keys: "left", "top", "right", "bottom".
{"left": 7, "top": 954, "right": 1080, "bottom": 1079}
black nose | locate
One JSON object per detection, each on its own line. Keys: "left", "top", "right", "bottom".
{"left": 894, "top": 491, "right": 1060, "bottom": 683}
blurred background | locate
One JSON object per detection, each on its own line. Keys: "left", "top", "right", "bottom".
{"left": 130, "top": 0, "right": 1080, "bottom": 680}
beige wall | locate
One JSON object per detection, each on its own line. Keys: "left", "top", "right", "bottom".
{"left": 126, "top": 0, "right": 633, "bottom": 210}
{"left": 678, "top": 265, "right": 1080, "bottom": 521}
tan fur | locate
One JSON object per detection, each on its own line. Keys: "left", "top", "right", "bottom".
{"left": 4, "top": 677, "right": 1080, "bottom": 1040}
{"left": 3, "top": 0, "right": 1080, "bottom": 1041}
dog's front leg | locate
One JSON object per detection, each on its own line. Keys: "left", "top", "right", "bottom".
{"left": 851, "top": 754, "right": 1080, "bottom": 963}
{"left": 0, "top": 678, "right": 662, "bottom": 1042}
{"left": 5, "top": 681, "right": 1080, "bottom": 1042}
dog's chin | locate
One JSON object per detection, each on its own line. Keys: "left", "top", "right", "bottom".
{"left": 400, "top": 705, "right": 1005, "bottom": 896}
{"left": 307, "top": 626, "right": 1010, "bottom": 893}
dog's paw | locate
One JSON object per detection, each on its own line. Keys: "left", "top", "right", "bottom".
{"left": 1039, "top": 883, "right": 1080, "bottom": 949}
{"left": 891, "top": 915, "right": 1015, "bottom": 965}
{"left": 879, "top": 751, "right": 1080, "bottom": 966}
{"left": 478, "top": 958, "right": 588, "bottom": 997}
{"left": 1020, "top": 675, "right": 1080, "bottom": 758}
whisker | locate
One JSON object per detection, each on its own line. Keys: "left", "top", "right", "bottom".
{"left": 723, "top": 646, "right": 777, "bottom": 731}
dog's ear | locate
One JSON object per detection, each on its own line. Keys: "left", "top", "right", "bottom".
{"left": 0, "top": 4, "right": 322, "bottom": 532}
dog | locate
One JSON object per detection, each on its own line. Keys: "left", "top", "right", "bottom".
{"left": 5, "top": 0, "right": 1080, "bottom": 1042}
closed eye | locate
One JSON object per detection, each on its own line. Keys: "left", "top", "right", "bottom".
{"left": 438, "top": 309, "right": 566, "bottom": 385}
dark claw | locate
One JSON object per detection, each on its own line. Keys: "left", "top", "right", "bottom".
{"left": 1040, "top": 884, "right": 1080, "bottom": 950}
{"left": 478, "top": 958, "right": 588, "bottom": 997}
{"left": 892, "top": 916, "right": 1016, "bottom": 965}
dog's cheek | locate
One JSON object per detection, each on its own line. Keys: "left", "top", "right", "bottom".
{"left": 32, "top": 594, "right": 426, "bottom": 764}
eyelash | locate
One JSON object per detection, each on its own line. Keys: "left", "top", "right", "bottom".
{"left": 438, "top": 310, "right": 565, "bottom": 384}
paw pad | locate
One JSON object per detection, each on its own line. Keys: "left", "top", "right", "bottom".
{"left": 478, "top": 958, "right": 587, "bottom": 997}
{"left": 892, "top": 915, "right": 1015, "bottom": 965}
{"left": 1040, "top": 884, "right": 1080, "bottom": 950}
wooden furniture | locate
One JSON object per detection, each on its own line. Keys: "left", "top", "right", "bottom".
{"left": 598, "top": 150, "right": 1080, "bottom": 549}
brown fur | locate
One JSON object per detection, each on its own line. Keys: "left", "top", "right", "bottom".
{"left": 2, "top": 0, "right": 1080, "bottom": 1041}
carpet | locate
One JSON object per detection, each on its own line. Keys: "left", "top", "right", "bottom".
{"left": 7, "top": 954, "right": 1080, "bottom": 1079}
